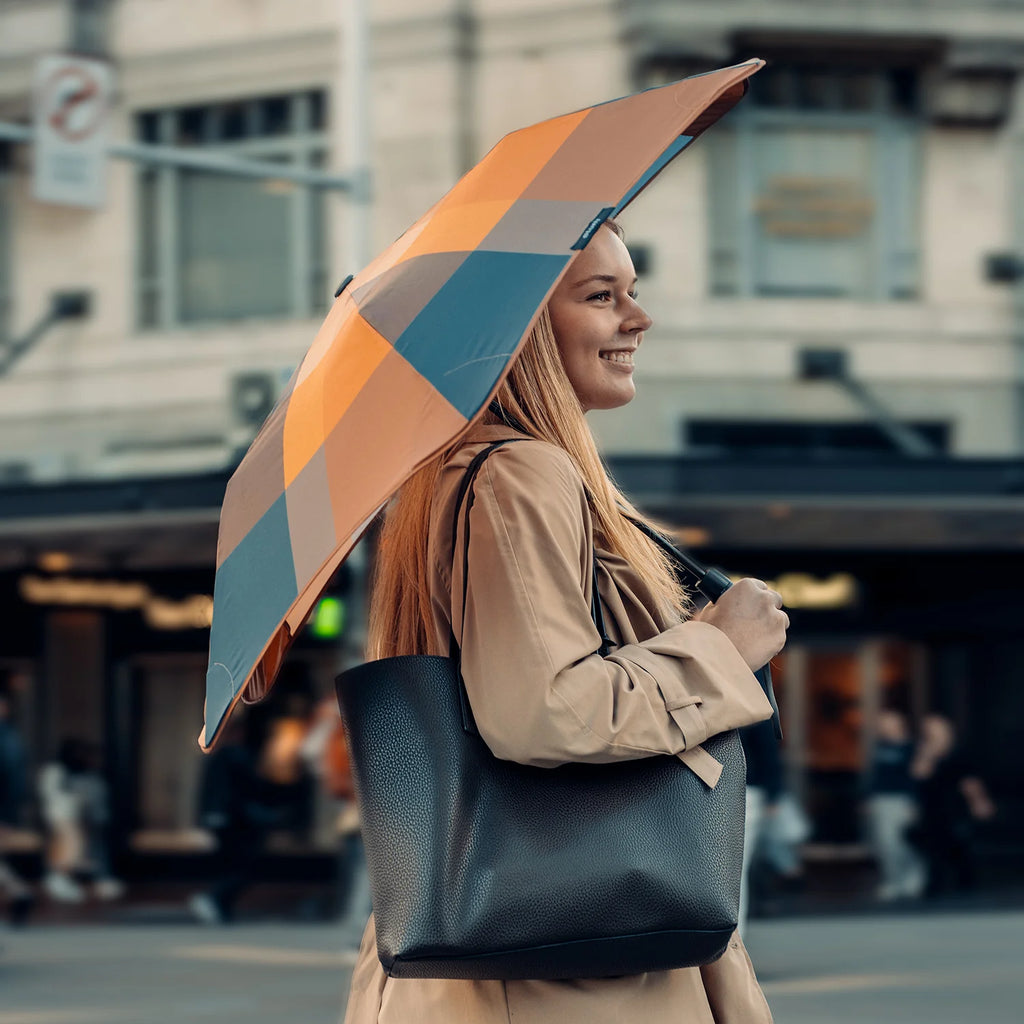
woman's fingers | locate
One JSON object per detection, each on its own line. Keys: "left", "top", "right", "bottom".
{"left": 697, "top": 578, "right": 791, "bottom": 671}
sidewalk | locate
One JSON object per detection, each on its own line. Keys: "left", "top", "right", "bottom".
{"left": 749, "top": 909, "right": 1024, "bottom": 1024}
{"left": 3, "top": 910, "right": 1022, "bottom": 1024}
{"left": 0, "top": 921, "right": 355, "bottom": 1024}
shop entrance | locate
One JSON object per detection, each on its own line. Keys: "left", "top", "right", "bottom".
{"left": 773, "top": 638, "right": 927, "bottom": 849}
{"left": 116, "top": 650, "right": 345, "bottom": 860}
{"left": 127, "top": 653, "right": 207, "bottom": 842}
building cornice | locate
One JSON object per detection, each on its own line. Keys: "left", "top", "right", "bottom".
{"left": 623, "top": 0, "right": 1024, "bottom": 65}
{"left": 625, "top": 0, "right": 1024, "bottom": 40}
{"left": 475, "top": 2, "right": 619, "bottom": 57}
{"left": 118, "top": 31, "right": 338, "bottom": 109}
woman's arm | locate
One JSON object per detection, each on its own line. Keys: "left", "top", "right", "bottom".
{"left": 453, "top": 441, "right": 774, "bottom": 767}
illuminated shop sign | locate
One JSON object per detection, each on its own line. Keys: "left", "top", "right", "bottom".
{"left": 18, "top": 575, "right": 213, "bottom": 630}
{"left": 728, "top": 572, "right": 859, "bottom": 610}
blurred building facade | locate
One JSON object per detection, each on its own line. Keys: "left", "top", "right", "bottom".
{"left": 1, "top": 0, "right": 1023, "bottom": 874}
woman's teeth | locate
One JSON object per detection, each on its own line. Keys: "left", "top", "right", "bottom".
{"left": 600, "top": 351, "right": 633, "bottom": 364}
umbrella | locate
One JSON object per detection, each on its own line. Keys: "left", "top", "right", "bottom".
{"left": 201, "top": 58, "right": 764, "bottom": 750}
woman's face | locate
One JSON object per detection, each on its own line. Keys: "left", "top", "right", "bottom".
{"left": 547, "top": 226, "right": 652, "bottom": 412}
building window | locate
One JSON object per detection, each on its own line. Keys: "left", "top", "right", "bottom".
{"left": 707, "top": 66, "right": 921, "bottom": 300}
{"left": 135, "top": 91, "right": 329, "bottom": 328}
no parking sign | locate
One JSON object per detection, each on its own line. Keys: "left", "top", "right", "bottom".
{"left": 32, "top": 54, "right": 114, "bottom": 208}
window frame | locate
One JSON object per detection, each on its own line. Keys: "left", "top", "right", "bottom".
{"left": 134, "top": 92, "right": 329, "bottom": 330}
{"left": 708, "top": 70, "right": 922, "bottom": 302}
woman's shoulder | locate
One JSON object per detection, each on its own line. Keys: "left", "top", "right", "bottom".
{"left": 442, "top": 429, "right": 585, "bottom": 504}
{"left": 429, "top": 429, "right": 589, "bottom": 566}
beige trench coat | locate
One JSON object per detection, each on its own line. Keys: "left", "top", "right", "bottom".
{"left": 344, "top": 425, "right": 775, "bottom": 1024}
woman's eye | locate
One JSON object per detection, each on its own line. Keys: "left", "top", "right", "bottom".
{"left": 587, "top": 290, "right": 612, "bottom": 302}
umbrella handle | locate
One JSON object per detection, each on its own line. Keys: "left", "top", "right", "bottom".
{"left": 692, "top": 568, "right": 782, "bottom": 742}
{"left": 628, "top": 518, "right": 783, "bottom": 740}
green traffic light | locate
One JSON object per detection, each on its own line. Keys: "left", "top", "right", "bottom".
{"left": 310, "top": 596, "right": 346, "bottom": 638}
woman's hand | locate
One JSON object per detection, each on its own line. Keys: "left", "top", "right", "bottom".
{"left": 695, "top": 578, "right": 789, "bottom": 671}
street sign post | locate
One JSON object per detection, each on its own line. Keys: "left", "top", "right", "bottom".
{"left": 32, "top": 54, "right": 114, "bottom": 209}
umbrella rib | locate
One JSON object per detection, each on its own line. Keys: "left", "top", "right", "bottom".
{"left": 443, "top": 353, "right": 516, "bottom": 376}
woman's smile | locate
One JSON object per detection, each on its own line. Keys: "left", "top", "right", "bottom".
{"left": 547, "top": 226, "right": 652, "bottom": 412}
{"left": 599, "top": 349, "right": 636, "bottom": 368}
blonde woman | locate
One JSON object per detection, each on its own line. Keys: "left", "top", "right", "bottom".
{"left": 344, "top": 222, "right": 788, "bottom": 1024}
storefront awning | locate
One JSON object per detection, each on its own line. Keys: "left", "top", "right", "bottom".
{"left": 1, "top": 458, "right": 1024, "bottom": 570}
{"left": 609, "top": 456, "right": 1024, "bottom": 550}
{"left": 0, "top": 471, "right": 228, "bottom": 571}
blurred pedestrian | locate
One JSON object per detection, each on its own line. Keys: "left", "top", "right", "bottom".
{"left": 739, "top": 718, "right": 783, "bottom": 936}
{"left": 344, "top": 223, "right": 786, "bottom": 1022}
{"left": 758, "top": 792, "right": 808, "bottom": 894}
{"left": 741, "top": 719, "right": 808, "bottom": 934}
{"left": 37, "top": 737, "right": 124, "bottom": 903}
{"left": 0, "top": 686, "right": 34, "bottom": 925}
{"left": 189, "top": 715, "right": 280, "bottom": 924}
{"left": 864, "top": 708, "right": 924, "bottom": 901}
{"left": 911, "top": 713, "right": 995, "bottom": 898}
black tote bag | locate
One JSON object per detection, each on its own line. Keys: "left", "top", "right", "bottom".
{"left": 335, "top": 440, "right": 746, "bottom": 981}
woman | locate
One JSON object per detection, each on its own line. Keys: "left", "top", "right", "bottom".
{"left": 345, "top": 221, "right": 788, "bottom": 1023}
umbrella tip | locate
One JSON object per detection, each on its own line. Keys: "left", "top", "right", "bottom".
{"left": 334, "top": 274, "right": 355, "bottom": 298}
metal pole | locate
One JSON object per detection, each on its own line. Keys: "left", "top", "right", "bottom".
{"left": 0, "top": 305, "right": 59, "bottom": 376}
{"left": 835, "top": 374, "right": 938, "bottom": 458}
{"left": 454, "top": 0, "right": 477, "bottom": 176}
{"left": 0, "top": 121, "right": 352, "bottom": 191}
{"left": 0, "top": 292, "right": 91, "bottom": 376}
{"left": 344, "top": 0, "right": 372, "bottom": 269}
{"left": 341, "top": 0, "right": 373, "bottom": 670}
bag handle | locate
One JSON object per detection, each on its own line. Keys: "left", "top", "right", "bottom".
{"left": 481, "top": 404, "right": 612, "bottom": 657}
{"left": 447, "top": 439, "right": 612, "bottom": 733}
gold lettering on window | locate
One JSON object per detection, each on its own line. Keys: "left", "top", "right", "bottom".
{"left": 755, "top": 176, "right": 874, "bottom": 238}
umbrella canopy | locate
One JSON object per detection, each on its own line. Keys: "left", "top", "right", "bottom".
{"left": 202, "top": 59, "right": 763, "bottom": 750}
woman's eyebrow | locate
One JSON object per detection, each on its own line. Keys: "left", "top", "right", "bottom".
{"left": 571, "top": 273, "right": 637, "bottom": 288}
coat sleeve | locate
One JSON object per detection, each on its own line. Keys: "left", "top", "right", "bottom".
{"left": 452, "top": 441, "right": 773, "bottom": 767}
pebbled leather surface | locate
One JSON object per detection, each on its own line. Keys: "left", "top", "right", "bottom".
{"left": 336, "top": 655, "right": 745, "bottom": 981}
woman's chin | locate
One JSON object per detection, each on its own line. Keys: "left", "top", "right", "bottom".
{"left": 582, "top": 385, "right": 636, "bottom": 412}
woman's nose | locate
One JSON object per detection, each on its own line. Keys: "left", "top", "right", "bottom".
{"left": 622, "top": 298, "right": 653, "bottom": 335}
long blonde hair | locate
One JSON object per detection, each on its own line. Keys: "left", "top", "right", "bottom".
{"left": 368, "top": 248, "right": 690, "bottom": 660}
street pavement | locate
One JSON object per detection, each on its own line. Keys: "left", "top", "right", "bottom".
{"left": 0, "top": 921, "right": 355, "bottom": 1024}
{"left": 748, "top": 909, "right": 1024, "bottom": 1023}
{"left": 1, "top": 909, "right": 1022, "bottom": 1023}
